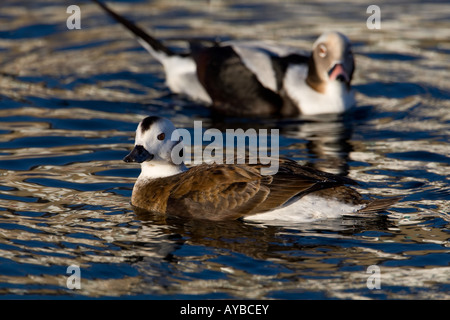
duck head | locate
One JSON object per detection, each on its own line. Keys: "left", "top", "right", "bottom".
{"left": 307, "top": 31, "right": 354, "bottom": 92}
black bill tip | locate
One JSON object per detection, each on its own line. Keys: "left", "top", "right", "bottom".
{"left": 123, "top": 145, "right": 154, "bottom": 163}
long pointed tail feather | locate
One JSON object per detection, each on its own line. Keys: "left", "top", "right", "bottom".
{"left": 91, "top": 0, "right": 174, "bottom": 57}
{"left": 359, "top": 197, "right": 402, "bottom": 214}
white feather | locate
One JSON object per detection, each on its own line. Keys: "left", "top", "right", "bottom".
{"left": 229, "top": 43, "right": 278, "bottom": 92}
{"left": 134, "top": 118, "right": 188, "bottom": 181}
{"left": 162, "top": 55, "right": 212, "bottom": 103}
{"left": 283, "top": 64, "right": 355, "bottom": 115}
{"left": 244, "top": 194, "right": 365, "bottom": 224}
{"left": 137, "top": 38, "right": 212, "bottom": 103}
{"left": 227, "top": 40, "right": 307, "bottom": 57}
{"left": 138, "top": 161, "right": 186, "bottom": 180}
{"left": 228, "top": 40, "right": 308, "bottom": 92}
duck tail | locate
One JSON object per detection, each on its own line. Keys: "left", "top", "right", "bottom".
{"left": 359, "top": 196, "right": 402, "bottom": 214}
{"left": 91, "top": 0, "right": 174, "bottom": 60}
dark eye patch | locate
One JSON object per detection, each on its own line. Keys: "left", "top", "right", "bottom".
{"left": 157, "top": 133, "right": 165, "bottom": 141}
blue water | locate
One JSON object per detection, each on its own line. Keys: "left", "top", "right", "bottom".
{"left": 0, "top": 0, "right": 448, "bottom": 300}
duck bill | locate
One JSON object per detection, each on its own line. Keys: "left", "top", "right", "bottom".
{"left": 123, "top": 145, "right": 154, "bottom": 163}
{"left": 328, "top": 63, "right": 350, "bottom": 83}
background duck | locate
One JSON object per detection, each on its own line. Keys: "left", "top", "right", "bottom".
{"left": 92, "top": 0, "right": 355, "bottom": 117}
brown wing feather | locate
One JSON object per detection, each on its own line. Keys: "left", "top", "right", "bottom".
{"left": 166, "top": 159, "right": 361, "bottom": 220}
{"left": 166, "top": 164, "right": 270, "bottom": 220}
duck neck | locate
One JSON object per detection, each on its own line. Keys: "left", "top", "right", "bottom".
{"left": 138, "top": 161, "right": 187, "bottom": 181}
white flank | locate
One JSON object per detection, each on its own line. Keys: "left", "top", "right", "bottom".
{"left": 244, "top": 194, "right": 365, "bottom": 223}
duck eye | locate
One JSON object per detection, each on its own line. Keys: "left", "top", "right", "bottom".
{"left": 318, "top": 44, "right": 327, "bottom": 58}
{"left": 157, "top": 133, "right": 165, "bottom": 141}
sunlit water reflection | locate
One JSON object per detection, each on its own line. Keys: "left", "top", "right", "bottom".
{"left": 0, "top": 0, "right": 448, "bottom": 299}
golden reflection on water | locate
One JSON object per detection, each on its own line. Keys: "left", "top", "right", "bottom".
{"left": 0, "top": 0, "right": 448, "bottom": 299}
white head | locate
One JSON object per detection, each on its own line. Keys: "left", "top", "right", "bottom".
{"left": 123, "top": 116, "right": 186, "bottom": 179}
{"left": 307, "top": 31, "right": 354, "bottom": 92}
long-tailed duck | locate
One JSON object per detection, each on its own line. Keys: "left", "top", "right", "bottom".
{"left": 92, "top": 0, "right": 355, "bottom": 117}
{"left": 123, "top": 116, "right": 399, "bottom": 222}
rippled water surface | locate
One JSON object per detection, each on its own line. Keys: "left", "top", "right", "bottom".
{"left": 0, "top": 0, "right": 449, "bottom": 299}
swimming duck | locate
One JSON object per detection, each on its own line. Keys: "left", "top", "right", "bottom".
{"left": 123, "top": 116, "right": 399, "bottom": 222}
{"left": 92, "top": 0, "right": 355, "bottom": 117}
